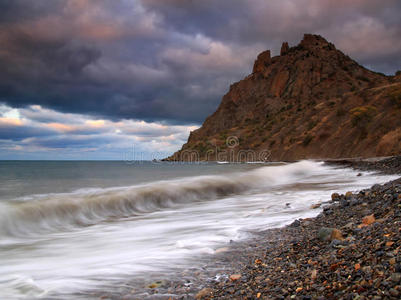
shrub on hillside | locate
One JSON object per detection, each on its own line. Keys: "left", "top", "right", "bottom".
{"left": 388, "top": 86, "right": 401, "bottom": 108}
{"left": 349, "top": 105, "right": 377, "bottom": 127}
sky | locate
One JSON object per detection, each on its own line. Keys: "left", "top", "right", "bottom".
{"left": 1, "top": 0, "right": 401, "bottom": 160}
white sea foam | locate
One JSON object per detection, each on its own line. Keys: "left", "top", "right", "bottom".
{"left": 0, "top": 161, "right": 397, "bottom": 299}
{"left": 0, "top": 161, "right": 322, "bottom": 238}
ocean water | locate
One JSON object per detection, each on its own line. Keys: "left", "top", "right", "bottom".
{"left": 0, "top": 160, "right": 397, "bottom": 299}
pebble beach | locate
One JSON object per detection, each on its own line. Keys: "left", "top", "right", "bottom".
{"left": 204, "top": 157, "right": 401, "bottom": 299}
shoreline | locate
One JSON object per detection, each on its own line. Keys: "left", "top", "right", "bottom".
{"left": 202, "top": 156, "right": 401, "bottom": 299}
{"left": 93, "top": 157, "right": 401, "bottom": 300}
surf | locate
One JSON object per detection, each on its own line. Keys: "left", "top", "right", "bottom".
{"left": 0, "top": 161, "right": 321, "bottom": 238}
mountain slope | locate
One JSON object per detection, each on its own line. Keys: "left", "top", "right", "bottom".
{"left": 169, "top": 34, "right": 401, "bottom": 162}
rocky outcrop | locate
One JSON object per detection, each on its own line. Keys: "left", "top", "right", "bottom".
{"left": 252, "top": 50, "right": 271, "bottom": 73}
{"left": 168, "top": 34, "right": 401, "bottom": 162}
{"left": 280, "top": 42, "right": 289, "bottom": 56}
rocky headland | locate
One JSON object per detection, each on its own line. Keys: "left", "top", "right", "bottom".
{"left": 168, "top": 34, "right": 401, "bottom": 162}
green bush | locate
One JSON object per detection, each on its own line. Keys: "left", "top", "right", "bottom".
{"left": 349, "top": 105, "right": 376, "bottom": 127}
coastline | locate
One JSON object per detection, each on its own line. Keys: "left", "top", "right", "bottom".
{"left": 93, "top": 157, "right": 401, "bottom": 300}
{"left": 202, "top": 156, "right": 401, "bottom": 299}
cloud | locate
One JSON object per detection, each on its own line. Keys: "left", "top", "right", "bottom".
{"left": 0, "top": 123, "right": 55, "bottom": 141}
{"left": 0, "top": 117, "right": 23, "bottom": 127}
{"left": 0, "top": 103, "right": 194, "bottom": 159}
{"left": 0, "top": 0, "right": 401, "bottom": 158}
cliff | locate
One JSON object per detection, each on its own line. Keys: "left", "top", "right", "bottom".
{"left": 168, "top": 34, "right": 401, "bottom": 162}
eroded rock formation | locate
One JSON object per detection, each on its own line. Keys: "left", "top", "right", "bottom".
{"left": 168, "top": 34, "right": 401, "bottom": 161}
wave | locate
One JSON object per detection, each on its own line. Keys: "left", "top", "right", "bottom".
{"left": 0, "top": 161, "right": 323, "bottom": 238}
{"left": 0, "top": 275, "right": 47, "bottom": 299}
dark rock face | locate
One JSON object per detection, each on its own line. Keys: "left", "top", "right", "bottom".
{"left": 169, "top": 34, "right": 401, "bottom": 161}
{"left": 252, "top": 50, "right": 271, "bottom": 73}
{"left": 280, "top": 42, "right": 289, "bottom": 56}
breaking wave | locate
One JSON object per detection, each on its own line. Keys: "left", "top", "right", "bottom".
{"left": 0, "top": 161, "right": 322, "bottom": 238}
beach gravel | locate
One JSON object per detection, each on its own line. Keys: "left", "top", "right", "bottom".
{"left": 206, "top": 157, "right": 401, "bottom": 299}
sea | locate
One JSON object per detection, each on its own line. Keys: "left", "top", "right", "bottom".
{"left": 0, "top": 160, "right": 397, "bottom": 299}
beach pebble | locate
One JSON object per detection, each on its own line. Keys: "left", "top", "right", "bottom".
{"left": 229, "top": 274, "right": 241, "bottom": 281}
{"left": 195, "top": 288, "right": 213, "bottom": 299}
{"left": 318, "top": 227, "right": 343, "bottom": 241}
{"left": 215, "top": 247, "right": 229, "bottom": 254}
{"left": 345, "top": 191, "right": 353, "bottom": 199}
{"left": 362, "top": 214, "right": 376, "bottom": 225}
{"left": 331, "top": 193, "right": 340, "bottom": 201}
{"left": 391, "top": 273, "right": 401, "bottom": 283}
{"left": 389, "top": 288, "right": 399, "bottom": 297}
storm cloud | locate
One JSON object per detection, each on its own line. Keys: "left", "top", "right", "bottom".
{"left": 0, "top": 0, "right": 400, "bottom": 125}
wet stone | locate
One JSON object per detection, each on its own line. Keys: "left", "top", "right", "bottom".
{"left": 391, "top": 273, "right": 401, "bottom": 283}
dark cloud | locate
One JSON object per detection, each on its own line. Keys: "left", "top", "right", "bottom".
{"left": 25, "top": 134, "right": 115, "bottom": 149}
{"left": 0, "top": 124, "right": 56, "bottom": 141}
{"left": 0, "top": 0, "right": 401, "bottom": 126}
{"left": 0, "top": 0, "right": 65, "bottom": 24}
